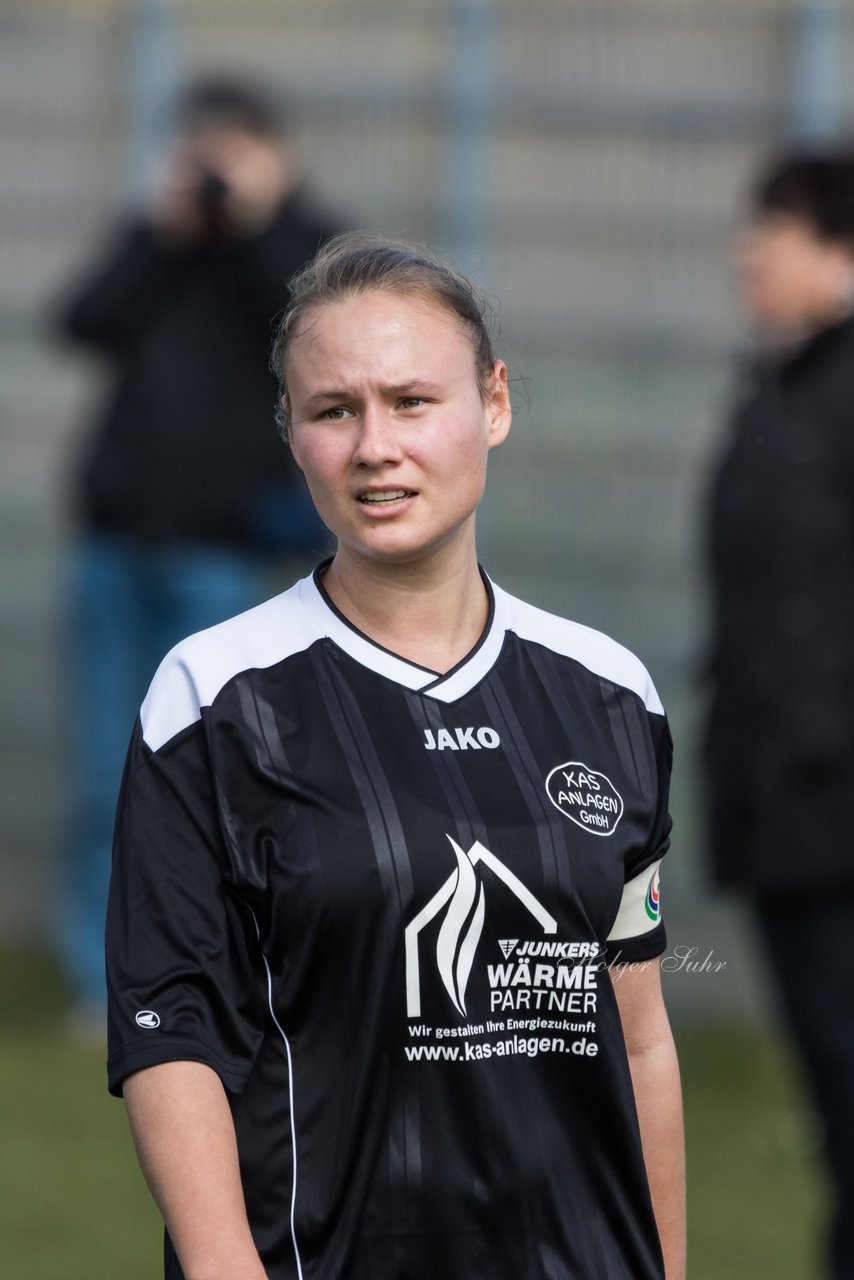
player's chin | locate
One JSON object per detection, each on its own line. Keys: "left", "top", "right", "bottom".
{"left": 374, "top": 525, "right": 474, "bottom": 567}
{"left": 346, "top": 527, "right": 440, "bottom": 565}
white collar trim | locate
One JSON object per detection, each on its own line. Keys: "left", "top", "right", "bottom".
{"left": 298, "top": 571, "right": 507, "bottom": 704}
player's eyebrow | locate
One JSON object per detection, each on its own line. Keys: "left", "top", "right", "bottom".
{"left": 300, "top": 389, "right": 353, "bottom": 411}
{"left": 300, "top": 381, "right": 443, "bottom": 411}
{"left": 389, "top": 381, "right": 443, "bottom": 398}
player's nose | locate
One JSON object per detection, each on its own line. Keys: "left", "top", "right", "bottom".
{"left": 352, "top": 403, "right": 404, "bottom": 468}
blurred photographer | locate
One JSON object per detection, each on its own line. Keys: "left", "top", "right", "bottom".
{"left": 55, "top": 77, "right": 340, "bottom": 1031}
{"left": 704, "top": 148, "right": 854, "bottom": 1280}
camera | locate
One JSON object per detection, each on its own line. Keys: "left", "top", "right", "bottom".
{"left": 195, "top": 170, "right": 230, "bottom": 213}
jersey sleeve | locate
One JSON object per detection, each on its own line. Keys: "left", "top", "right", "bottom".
{"left": 106, "top": 715, "right": 264, "bottom": 1097}
{"left": 603, "top": 713, "right": 672, "bottom": 965}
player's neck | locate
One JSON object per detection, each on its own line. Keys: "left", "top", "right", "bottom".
{"left": 321, "top": 546, "right": 489, "bottom": 675}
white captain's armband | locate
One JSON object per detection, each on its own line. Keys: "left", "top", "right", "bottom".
{"left": 606, "top": 860, "right": 662, "bottom": 942}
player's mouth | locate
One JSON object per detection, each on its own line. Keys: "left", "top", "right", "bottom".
{"left": 357, "top": 488, "right": 416, "bottom": 506}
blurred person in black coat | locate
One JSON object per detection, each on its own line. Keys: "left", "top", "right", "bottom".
{"left": 56, "top": 76, "right": 339, "bottom": 1031}
{"left": 704, "top": 149, "right": 854, "bottom": 1280}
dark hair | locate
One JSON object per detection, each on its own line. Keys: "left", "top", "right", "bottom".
{"left": 174, "top": 75, "right": 289, "bottom": 140}
{"left": 271, "top": 232, "right": 499, "bottom": 434}
{"left": 752, "top": 149, "right": 854, "bottom": 247}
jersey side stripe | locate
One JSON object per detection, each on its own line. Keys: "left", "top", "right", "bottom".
{"left": 249, "top": 911, "right": 304, "bottom": 1280}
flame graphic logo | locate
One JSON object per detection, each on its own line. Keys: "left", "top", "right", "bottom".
{"left": 405, "top": 836, "right": 558, "bottom": 1019}
{"left": 435, "top": 843, "right": 486, "bottom": 1016}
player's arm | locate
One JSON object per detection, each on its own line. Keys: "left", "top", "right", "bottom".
{"left": 611, "top": 959, "right": 685, "bottom": 1280}
{"left": 123, "top": 1061, "right": 269, "bottom": 1280}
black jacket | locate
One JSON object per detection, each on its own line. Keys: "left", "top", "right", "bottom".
{"left": 704, "top": 315, "right": 854, "bottom": 896}
{"left": 59, "top": 190, "right": 336, "bottom": 551}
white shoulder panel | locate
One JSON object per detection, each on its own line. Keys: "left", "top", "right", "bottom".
{"left": 140, "top": 580, "right": 319, "bottom": 753}
{"left": 497, "top": 588, "right": 665, "bottom": 716}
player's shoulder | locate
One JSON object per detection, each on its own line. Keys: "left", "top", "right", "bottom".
{"left": 495, "top": 583, "right": 664, "bottom": 716}
{"left": 140, "top": 578, "right": 317, "bottom": 752}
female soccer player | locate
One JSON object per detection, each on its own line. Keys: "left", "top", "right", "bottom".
{"left": 106, "top": 234, "right": 685, "bottom": 1279}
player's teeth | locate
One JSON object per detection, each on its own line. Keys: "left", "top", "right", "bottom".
{"left": 361, "top": 490, "right": 408, "bottom": 503}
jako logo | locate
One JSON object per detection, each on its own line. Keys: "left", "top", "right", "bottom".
{"left": 404, "top": 836, "right": 557, "bottom": 1018}
{"left": 135, "top": 1010, "right": 160, "bottom": 1030}
{"left": 423, "top": 727, "right": 500, "bottom": 751}
{"left": 545, "top": 762, "right": 624, "bottom": 838}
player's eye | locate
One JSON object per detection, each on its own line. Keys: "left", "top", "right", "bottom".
{"left": 321, "top": 405, "right": 354, "bottom": 421}
{"left": 398, "top": 397, "right": 426, "bottom": 410}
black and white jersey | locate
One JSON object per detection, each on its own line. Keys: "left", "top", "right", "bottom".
{"left": 107, "top": 567, "right": 672, "bottom": 1280}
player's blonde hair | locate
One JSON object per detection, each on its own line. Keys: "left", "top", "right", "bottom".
{"left": 270, "top": 232, "right": 499, "bottom": 435}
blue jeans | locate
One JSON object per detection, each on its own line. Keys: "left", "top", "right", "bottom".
{"left": 61, "top": 533, "right": 269, "bottom": 1010}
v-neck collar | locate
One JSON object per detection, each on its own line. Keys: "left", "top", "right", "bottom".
{"left": 298, "top": 562, "right": 507, "bottom": 704}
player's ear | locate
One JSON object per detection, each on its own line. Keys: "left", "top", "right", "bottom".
{"left": 485, "top": 360, "right": 511, "bottom": 449}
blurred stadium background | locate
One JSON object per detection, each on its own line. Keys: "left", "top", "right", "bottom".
{"left": 1, "top": 0, "right": 852, "bottom": 1274}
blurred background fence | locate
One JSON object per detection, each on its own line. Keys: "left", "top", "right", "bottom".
{"left": 2, "top": 0, "right": 854, "bottom": 1017}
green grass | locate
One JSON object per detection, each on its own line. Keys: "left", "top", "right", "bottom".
{"left": 679, "top": 1019, "right": 825, "bottom": 1278}
{"left": 0, "top": 947, "right": 161, "bottom": 1279}
{"left": 0, "top": 946, "right": 826, "bottom": 1278}
{"left": 0, "top": 1034, "right": 162, "bottom": 1279}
